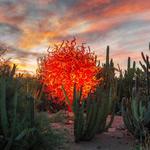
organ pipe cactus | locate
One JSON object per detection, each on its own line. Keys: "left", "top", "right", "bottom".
{"left": 62, "top": 84, "right": 116, "bottom": 142}
{"left": 139, "top": 51, "right": 150, "bottom": 95}
{"left": 124, "top": 57, "right": 136, "bottom": 98}
{"left": 62, "top": 46, "right": 117, "bottom": 142}
{"left": 115, "top": 55, "right": 137, "bottom": 114}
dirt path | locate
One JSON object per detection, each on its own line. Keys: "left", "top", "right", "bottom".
{"left": 67, "top": 117, "right": 134, "bottom": 150}
{"left": 51, "top": 115, "right": 135, "bottom": 150}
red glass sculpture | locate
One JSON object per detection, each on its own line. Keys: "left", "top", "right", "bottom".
{"left": 37, "top": 39, "right": 101, "bottom": 107}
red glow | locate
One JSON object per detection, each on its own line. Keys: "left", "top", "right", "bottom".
{"left": 37, "top": 39, "right": 101, "bottom": 106}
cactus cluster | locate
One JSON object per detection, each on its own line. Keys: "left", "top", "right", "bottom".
{"left": 0, "top": 51, "right": 66, "bottom": 149}
{"left": 62, "top": 46, "right": 117, "bottom": 142}
{"left": 0, "top": 64, "right": 38, "bottom": 150}
{"left": 63, "top": 84, "right": 116, "bottom": 142}
{"left": 121, "top": 48, "right": 150, "bottom": 146}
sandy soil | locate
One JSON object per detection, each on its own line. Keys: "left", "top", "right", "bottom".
{"left": 51, "top": 115, "right": 135, "bottom": 150}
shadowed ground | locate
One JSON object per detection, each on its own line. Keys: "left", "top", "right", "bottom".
{"left": 51, "top": 114, "right": 135, "bottom": 150}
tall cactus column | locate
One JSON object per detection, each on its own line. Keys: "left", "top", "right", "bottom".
{"left": 62, "top": 46, "right": 117, "bottom": 142}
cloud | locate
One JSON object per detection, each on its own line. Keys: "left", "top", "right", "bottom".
{"left": 0, "top": 41, "right": 42, "bottom": 58}
{"left": 0, "top": 1, "right": 26, "bottom": 25}
{"left": 0, "top": 0, "right": 150, "bottom": 73}
{"left": 0, "top": 23, "right": 21, "bottom": 33}
{"left": 0, "top": 41, "right": 42, "bottom": 73}
{"left": 0, "top": 23, "right": 23, "bottom": 49}
{"left": 69, "top": 0, "right": 150, "bottom": 19}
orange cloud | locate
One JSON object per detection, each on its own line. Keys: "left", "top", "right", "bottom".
{"left": 18, "top": 16, "right": 86, "bottom": 49}
{"left": 36, "top": 0, "right": 56, "bottom": 5}
{"left": 18, "top": 28, "right": 59, "bottom": 49}
{"left": 104, "top": 1, "right": 150, "bottom": 17}
{"left": 1, "top": 0, "right": 150, "bottom": 74}
{"left": 68, "top": 0, "right": 150, "bottom": 21}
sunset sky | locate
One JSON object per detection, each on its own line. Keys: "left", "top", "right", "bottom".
{"left": 0, "top": 0, "right": 150, "bottom": 74}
